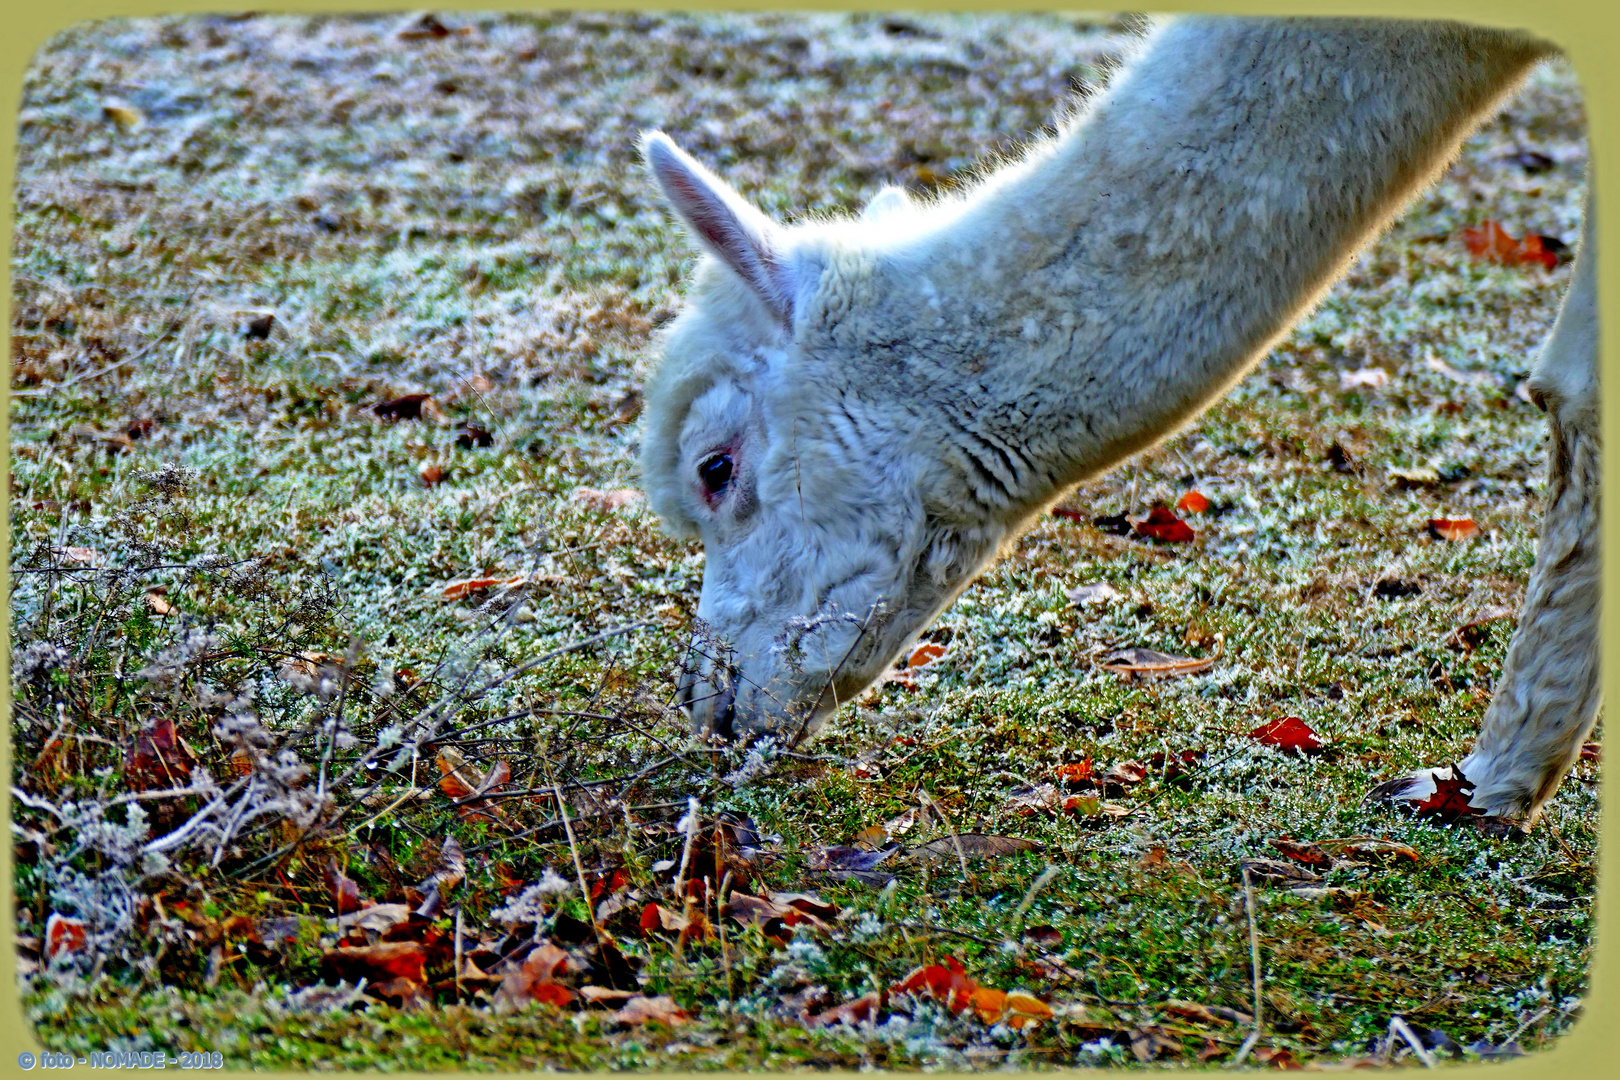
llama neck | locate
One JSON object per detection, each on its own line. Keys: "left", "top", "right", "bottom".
{"left": 844, "top": 17, "right": 1551, "bottom": 524}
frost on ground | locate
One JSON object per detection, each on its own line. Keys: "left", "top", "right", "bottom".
{"left": 8, "top": 10, "right": 1597, "bottom": 1071}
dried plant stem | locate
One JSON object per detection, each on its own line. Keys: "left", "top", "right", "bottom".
{"left": 1389, "top": 1015, "right": 1437, "bottom": 1068}
{"left": 1229, "top": 864, "right": 1264, "bottom": 1068}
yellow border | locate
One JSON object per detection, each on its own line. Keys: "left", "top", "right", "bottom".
{"left": 2, "top": 3, "right": 1612, "bottom": 1078}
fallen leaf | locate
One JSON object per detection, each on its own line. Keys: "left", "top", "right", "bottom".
{"left": 144, "top": 592, "right": 173, "bottom": 615}
{"left": 1374, "top": 577, "right": 1422, "bottom": 599}
{"left": 1249, "top": 716, "right": 1325, "bottom": 754}
{"left": 1460, "top": 220, "right": 1559, "bottom": 270}
{"left": 1240, "top": 857, "right": 1322, "bottom": 887}
{"left": 1099, "top": 647, "right": 1216, "bottom": 680}
{"left": 374, "top": 393, "right": 433, "bottom": 421}
{"left": 1253, "top": 1046, "right": 1303, "bottom": 1069}
{"left": 907, "top": 641, "right": 947, "bottom": 668}
{"left": 1067, "top": 581, "right": 1122, "bottom": 606}
{"left": 614, "top": 995, "right": 689, "bottom": 1026}
{"left": 1425, "top": 355, "right": 1499, "bottom": 387}
{"left": 419, "top": 460, "right": 445, "bottom": 486}
{"left": 1580, "top": 742, "right": 1600, "bottom": 763}
{"left": 1340, "top": 839, "right": 1421, "bottom": 864}
{"left": 1429, "top": 518, "right": 1480, "bottom": 541}
{"left": 125, "top": 716, "right": 199, "bottom": 792}
{"left": 1503, "top": 148, "right": 1555, "bottom": 174}
{"left": 1447, "top": 605, "right": 1515, "bottom": 650}
{"left": 1176, "top": 490, "right": 1211, "bottom": 514}
{"left": 906, "top": 834, "right": 1041, "bottom": 863}
{"left": 1388, "top": 466, "right": 1440, "bottom": 487}
{"left": 1101, "top": 760, "right": 1149, "bottom": 794}
{"left": 322, "top": 941, "right": 427, "bottom": 985}
{"left": 1134, "top": 504, "right": 1196, "bottom": 543}
{"left": 1055, "top": 758, "right": 1095, "bottom": 786}
{"left": 1050, "top": 506, "right": 1086, "bottom": 523}
{"left": 1270, "top": 836, "right": 1334, "bottom": 868}
{"left": 883, "top": 807, "right": 918, "bottom": 837}
{"left": 807, "top": 990, "right": 883, "bottom": 1028}
{"left": 101, "top": 103, "right": 145, "bottom": 131}
{"left": 1130, "top": 1025, "right": 1184, "bottom": 1062}
{"left": 571, "top": 487, "right": 643, "bottom": 512}
{"left": 335, "top": 904, "right": 411, "bottom": 935}
{"left": 1413, "top": 766, "right": 1482, "bottom": 820}
{"left": 440, "top": 574, "right": 529, "bottom": 600}
{"left": 969, "top": 986, "right": 1008, "bottom": 1023}
{"left": 1340, "top": 367, "right": 1389, "bottom": 390}
{"left": 399, "top": 13, "right": 470, "bottom": 39}
{"left": 325, "top": 858, "right": 370, "bottom": 915}
{"left": 1002, "top": 783, "right": 1061, "bottom": 816}
{"left": 242, "top": 313, "right": 274, "bottom": 340}
{"left": 455, "top": 421, "right": 494, "bottom": 449}
{"left": 1091, "top": 512, "right": 1133, "bottom": 535}
{"left": 896, "top": 955, "right": 978, "bottom": 1013}
{"left": 45, "top": 913, "right": 87, "bottom": 960}
{"left": 62, "top": 546, "right": 100, "bottom": 565}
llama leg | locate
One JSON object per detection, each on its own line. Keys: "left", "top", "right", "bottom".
{"left": 1379, "top": 197, "right": 1600, "bottom": 824}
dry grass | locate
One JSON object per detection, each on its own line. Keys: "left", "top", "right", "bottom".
{"left": 9, "top": 10, "right": 1597, "bottom": 1070}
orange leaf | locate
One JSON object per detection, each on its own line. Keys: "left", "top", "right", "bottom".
{"left": 1005, "top": 990, "right": 1054, "bottom": 1029}
{"left": 1429, "top": 517, "right": 1479, "bottom": 541}
{"left": 1459, "top": 220, "right": 1559, "bottom": 270}
{"left": 1249, "top": 716, "right": 1324, "bottom": 753}
{"left": 322, "top": 941, "right": 427, "bottom": 984}
{"left": 970, "top": 986, "right": 1008, "bottom": 1024}
{"left": 45, "top": 913, "right": 87, "bottom": 959}
{"left": 1055, "top": 758, "right": 1094, "bottom": 785}
{"left": 1175, "top": 490, "right": 1211, "bottom": 514}
{"left": 908, "top": 642, "right": 947, "bottom": 668}
{"left": 529, "top": 981, "right": 574, "bottom": 1008}
{"left": 1134, "top": 505, "right": 1195, "bottom": 543}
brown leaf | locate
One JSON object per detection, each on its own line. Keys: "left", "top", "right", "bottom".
{"left": 1002, "top": 783, "right": 1061, "bottom": 816}
{"left": 456, "top": 421, "right": 495, "bottom": 449}
{"left": 1241, "top": 857, "right": 1323, "bottom": 886}
{"left": 125, "top": 716, "right": 198, "bottom": 792}
{"left": 374, "top": 393, "right": 433, "bottom": 421}
{"left": 1269, "top": 836, "right": 1334, "bottom": 868}
{"left": 807, "top": 990, "right": 883, "bottom": 1028}
{"left": 1459, "top": 220, "right": 1559, "bottom": 270}
{"left": 1099, "top": 647, "right": 1215, "bottom": 680}
{"left": 419, "top": 460, "right": 445, "bottom": 486}
{"left": 614, "top": 995, "right": 689, "bottom": 1026}
{"left": 906, "top": 834, "right": 1041, "bottom": 863}
{"left": 571, "top": 486, "right": 643, "bottom": 512}
{"left": 399, "top": 13, "right": 470, "bottom": 40}
{"left": 144, "top": 591, "right": 173, "bottom": 615}
{"left": 325, "top": 859, "right": 370, "bottom": 916}
{"left": 1340, "top": 839, "right": 1422, "bottom": 865}
{"left": 322, "top": 941, "right": 427, "bottom": 984}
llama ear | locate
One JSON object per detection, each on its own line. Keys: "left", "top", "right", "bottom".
{"left": 642, "top": 131, "right": 796, "bottom": 325}
{"left": 861, "top": 185, "right": 914, "bottom": 222}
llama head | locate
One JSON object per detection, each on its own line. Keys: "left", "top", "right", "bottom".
{"left": 639, "top": 132, "right": 1005, "bottom": 743}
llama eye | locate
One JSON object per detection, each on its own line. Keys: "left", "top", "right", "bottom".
{"left": 699, "top": 453, "right": 734, "bottom": 496}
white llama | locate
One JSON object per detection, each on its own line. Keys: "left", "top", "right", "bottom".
{"left": 637, "top": 16, "right": 1599, "bottom": 825}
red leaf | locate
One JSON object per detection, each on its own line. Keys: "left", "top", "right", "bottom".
{"left": 45, "top": 913, "right": 87, "bottom": 960}
{"left": 1429, "top": 517, "right": 1479, "bottom": 541}
{"left": 1249, "top": 716, "right": 1325, "bottom": 754}
{"left": 907, "top": 642, "right": 947, "bottom": 668}
{"left": 1414, "top": 767, "right": 1482, "bottom": 820}
{"left": 1134, "top": 505, "right": 1196, "bottom": 543}
{"left": 1459, "top": 221, "right": 1559, "bottom": 270}
{"left": 1176, "top": 490, "right": 1211, "bottom": 514}
{"left": 1050, "top": 506, "right": 1086, "bottom": 523}
{"left": 896, "top": 955, "right": 979, "bottom": 1013}
{"left": 125, "top": 716, "right": 198, "bottom": 792}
